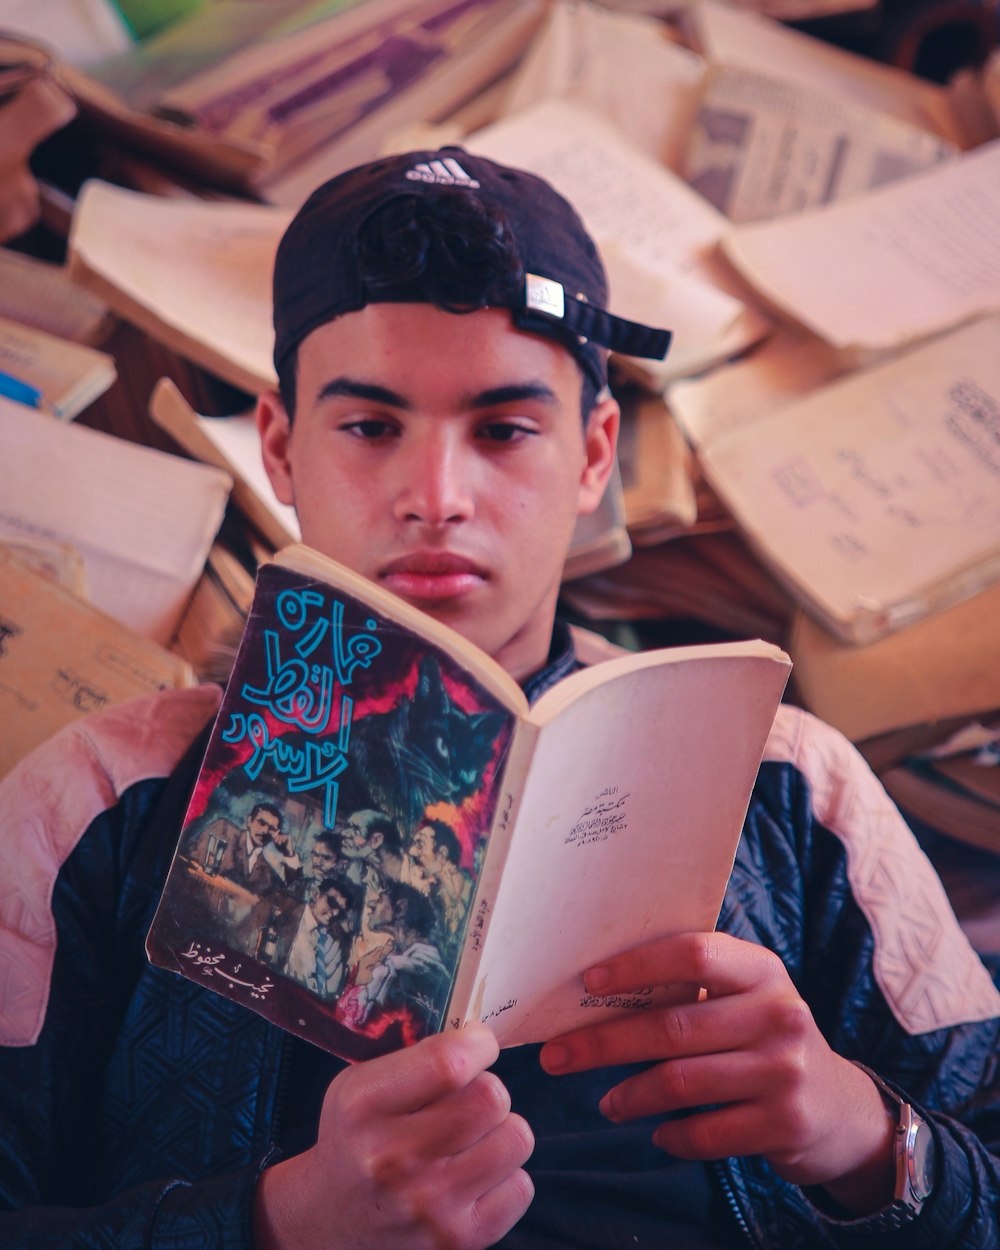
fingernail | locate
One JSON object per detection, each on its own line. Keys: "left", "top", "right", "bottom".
{"left": 584, "top": 966, "right": 610, "bottom": 993}
{"left": 541, "top": 1043, "right": 568, "bottom": 1073}
{"left": 599, "top": 1091, "right": 618, "bottom": 1121}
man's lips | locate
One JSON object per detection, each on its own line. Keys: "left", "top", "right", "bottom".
{"left": 378, "top": 553, "right": 488, "bottom": 601}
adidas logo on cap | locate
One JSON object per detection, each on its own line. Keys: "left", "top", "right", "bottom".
{"left": 405, "top": 157, "right": 480, "bottom": 188}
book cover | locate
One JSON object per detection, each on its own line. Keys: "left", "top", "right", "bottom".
{"left": 148, "top": 556, "right": 520, "bottom": 1061}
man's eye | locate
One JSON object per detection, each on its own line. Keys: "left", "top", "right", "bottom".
{"left": 478, "top": 421, "right": 535, "bottom": 443}
{"left": 341, "top": 418, "right": 396, "bottom": 439}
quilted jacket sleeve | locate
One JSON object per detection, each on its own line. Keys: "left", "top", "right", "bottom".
{"left": 0, "top": 689, "right": 273, "bottom": 1248}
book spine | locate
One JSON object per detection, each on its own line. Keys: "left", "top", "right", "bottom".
{"left": 444, "top": 720, "right": 540, "bottom": 1030}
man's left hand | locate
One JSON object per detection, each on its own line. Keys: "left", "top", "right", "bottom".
{"left": 539, "top": 931, "right": 896, "bottom": 1213}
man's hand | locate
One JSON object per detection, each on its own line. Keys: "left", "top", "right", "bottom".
{"left": 254, "top": 1024, "right": 534, "bottom": 1250}
{"left": 539, "top": 932, "right": 895, "bottom": 1214}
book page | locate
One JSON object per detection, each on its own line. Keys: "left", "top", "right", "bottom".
{"left": 468, "top": 97, "right": 767, "bottom": 381}
{"left": 3, "top": 0, "right": 132, "bottom": 66}
{"left": 69, "top": 180, "right": 288, "bottom": 391}
{"left": 722, "top": 138, "right": 1000, "bottom": 352}
{"left": 667, "top": 325, "right": 847, "bottom": 450}
{"left": 684, "top": 63, "right": 956, "bottom": 225}
{"left": 0, "top": 546, "right": 194, "bottom": 778}
{"left": 700, "top": 315, "right": 1000, "bottom": 643}
{"left": 0, "top": 247, "right": 112, "bottom": 344}
{"left": 500, "top": 0, "right": 705, "bottom": 169}
{"left": 460, "top": 642, "right": 790, "bottom": 1046}
{"left": 1, "top": 398, "right": 232, "bottom": 644}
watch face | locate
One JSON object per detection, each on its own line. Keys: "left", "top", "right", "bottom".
{"left": 907, "top": 1116, "right": 936, "bottom": 1203}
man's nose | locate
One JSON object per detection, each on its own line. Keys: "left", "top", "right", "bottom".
{"left": 394, "top": 429, "right": 475, "bottom": 525}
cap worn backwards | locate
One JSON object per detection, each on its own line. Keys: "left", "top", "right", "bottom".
{"left": 271, "top": 147, "right": 672, "bottom": 390}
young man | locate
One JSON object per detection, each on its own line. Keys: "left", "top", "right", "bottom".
{"left": 0, "top": 148, "right": 998, "bottom": 1249}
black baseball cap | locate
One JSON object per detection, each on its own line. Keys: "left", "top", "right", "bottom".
{"left": 272, "top": 147, "right": 672, "bottom": 390}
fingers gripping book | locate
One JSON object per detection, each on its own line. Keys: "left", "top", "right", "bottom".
{"left": 147, "top": 544, "right": 790, "bottom": 1061}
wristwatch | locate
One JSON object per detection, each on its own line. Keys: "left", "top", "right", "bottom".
{"left": 851, "top": 1061, "right": 937, "bottom": 1230}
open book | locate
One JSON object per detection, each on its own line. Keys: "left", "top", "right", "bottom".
{"left": 146, "top": 543, "right": 789, "bottom": 1060}
{"left": 699, "top": 315, "right": 1000, "bottom": 645}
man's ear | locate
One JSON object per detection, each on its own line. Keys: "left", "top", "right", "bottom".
{"left": 577, "top": 393, "right": 620, "bottom": 517}
{"left": 256, "top": 388, "right": 295, "bottom": 507}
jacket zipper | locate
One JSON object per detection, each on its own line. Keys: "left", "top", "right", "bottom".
{"left": 715, "top": 1159, "right": 766, "bottom": 1250}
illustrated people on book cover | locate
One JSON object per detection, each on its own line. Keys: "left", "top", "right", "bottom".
{"left": 189, "top": 800, "right": 302, "bottom": 894}
{"left": 407, "top": 816, "right": 472, "bottom": 949}
{"left": 281, "top": 873, "right": 366, "bottom": 1000}
{"left": 340, "top": 876, "right": 451, "bottom": 1034}
{"left": 4, "top": 142, "right": 1000, "bottom": 1250}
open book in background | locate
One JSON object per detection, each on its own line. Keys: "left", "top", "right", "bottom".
{"left": 720, "top": 137, "right": 1000, "bottom": 356}
{"left": 2, "top": 396, "right": 232, "bottom": 646}
{"left": 0, "top": 315, "right": 116, "bottom": 419}
{"left": 146, "top": 542, "right": 790, "bottom": 1060}
{"left": 0, "top": 544, "right": 195, "bottom": 779}
{"left": 67, "top": 181, "right": 287, "bottom": 394}
{"left": 698, "top": 315, "right": 1000, "bottom": 646}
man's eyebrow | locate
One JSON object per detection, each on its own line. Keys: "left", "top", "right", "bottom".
{"left": 316, "top": 377, "right": 411, "bottom": 409}
{"left": 467, "top": 383, "right": 558, "bottom": 409}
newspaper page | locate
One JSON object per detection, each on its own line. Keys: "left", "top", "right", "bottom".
{"left": 684, "top": 63, "right": 956, "bottom": 224}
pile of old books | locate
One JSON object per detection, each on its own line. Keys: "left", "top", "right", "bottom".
{"left": 1, "top": 0, "right": 998, "bottom": 849}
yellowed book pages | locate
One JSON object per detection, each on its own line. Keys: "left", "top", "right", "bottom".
{"left": 1, "top": 536, "right": 87, "bottom": 595}
{"left": 684, "top": 62, "right": 956, "bottom": 226}
{"left": 616, "top": 390, "right": 698, "bottom": 545}
{"left": 69, "top": 180, "right": 288, "bottom": 393}
{"left": 499, "top": 0, "right": 705, "bottom": 171}
{"left": 149, "top": 378, "right": 297, "bottom": 551}
{"left": 700, "top": 315, "right": 1000, "bottom": 644}
{"left": 721, "top": 137, "right": 1000, "bottom": 355}
{"left": 789, "top": 582, "right": 1000, "bottom": 743}
{"left": 0, "top": 546, "right": 195, "bottom": 779}
{"left": 0, "top": 247, "right": 113, "bottom": 345}
{"left": 667, "top": 324, "right": 847, "bottom": 451}
{"left": 0, "top": 314, "right": 116, "bottom": 419}
{"left": 1, "top": 396, "right": 232, "bottom": 645}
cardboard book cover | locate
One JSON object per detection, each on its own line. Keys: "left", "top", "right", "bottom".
{"left": 147, "top": 559, "right": 518, "bottom": 1061}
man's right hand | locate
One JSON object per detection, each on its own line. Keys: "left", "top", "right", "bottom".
{"left": 253, "top": 1024, "right": 534, "bottom": 1250}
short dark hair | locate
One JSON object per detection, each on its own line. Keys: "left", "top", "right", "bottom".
{"left": 383, "top": 876, "right": 436, "bottom": 937}
{"left": 317, "top": 872, "right": 365, "bottom": 927}
{"left": 248, "top": 802, "right": 282, "bottom": 828}
{"left": 421, "top": 817, "right": 461, "bottom": 867}
{"left": 276, "top": 189, "right": 600, "bottom": 424}
{"left": 346, "top": 808, "right": 402, "bottom": 856}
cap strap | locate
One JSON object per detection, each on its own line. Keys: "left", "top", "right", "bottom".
{"left": 519, "top": 273, "right": 672, "bottom": 362}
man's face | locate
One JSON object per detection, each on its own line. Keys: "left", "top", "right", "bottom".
{"left": 312, "top": 886, "right": 347, "bottom": 928}
{"left": 412, "top": 825, "right": 437, "bottom": 869}
{"left": 259, "top": 304, "right": 617, "bottom": 681}
{"left": 368, "top": 887, "right": 393, "bottom": 932}
{"left": 247, "top": 810, "right": 280, "bottom": 848}
{"left": 340, "top": 818, "right": 372, "bottom": 859}
{"left": 310, "top": 842, "right": 339, "bottom": 879}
